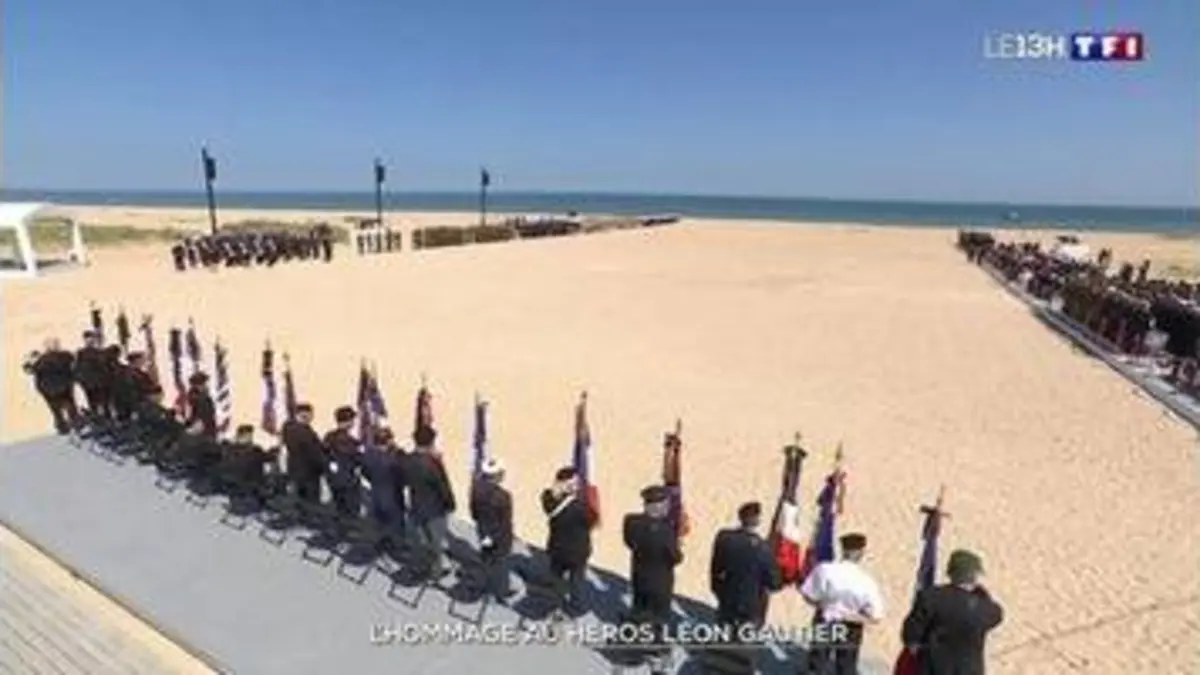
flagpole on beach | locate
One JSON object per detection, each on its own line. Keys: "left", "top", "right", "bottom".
{"left": 201, "top": 147, "right": 219, "bottom": 236}
{"left": 374, "top": 159, "right": 386, "bottom": 231}
{"left": 479, "top": 167, "right": 491, "bottom": 228}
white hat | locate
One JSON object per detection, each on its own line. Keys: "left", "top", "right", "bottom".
{"left": 481, "top": 457, "right": 505, "bottom": 476}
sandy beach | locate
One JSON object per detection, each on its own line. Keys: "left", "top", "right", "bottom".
{"left": 3, "top": 206, "right": 1198, "bottom": 674}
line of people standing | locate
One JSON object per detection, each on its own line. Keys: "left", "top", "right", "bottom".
{"left": 26, "top": 334, "right": 1004, "bottom": 675}
{"left": 22, "top": 329, "right": 164, "bottom": 434}
{"left": 170, "top": 226, "right": 336, "bottom": 271}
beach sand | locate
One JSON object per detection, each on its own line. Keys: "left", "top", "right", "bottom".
{"left": 3, "top": 206, "right": 1198, "bottom": 674}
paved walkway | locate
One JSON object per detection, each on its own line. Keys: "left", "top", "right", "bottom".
{"left": 0, "top": 525, "right": 213, "bottom": 675}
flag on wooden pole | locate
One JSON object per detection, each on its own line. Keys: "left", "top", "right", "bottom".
{"left": 89, "top": 303, "right": 104, "bottom": 344}
{"left": 662, "top": 419, "right": 689, "bottom": 539}
{"left": 894, "top": 488, "right": 949, "bottom": 675}
{"left": 139, "top": 315, "right": 161, "bottom": 386}
{"left": 260, "top": 343, "right": 279, "bottom": 434}
{"left": 471, "top": 394, "right": 489, "bottom": 485}
{"left": 213, "top": 340, "right": 232, "bottom": 435}
{"left": 572, "top": 391, "right": 601, "bottom": 526}
{"left": 769, "top": 434, "right": 808, "bottom": 584}
{"left": 185, "top": 319, "right": 202, "bottom": 376}
{"left": 798, "top": 444, "right": 847, "bottom": 584}
{"left": 116, "top": 308, "right": 131, "bottom": 353}
{"left": 282, "top": 353, "right": 298, "bottom": 420}
{"left": 414, "top": 375, "right": 434, "bottom": 437}
{"left": 168, "top": 327, "right": 187, "bottom": 416}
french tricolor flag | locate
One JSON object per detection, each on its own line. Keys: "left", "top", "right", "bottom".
{"left": 770, "top": 440, "right": 807, "bottom": 584}
{"left": 572, "top": 392, "right": 601, "bottom": 526}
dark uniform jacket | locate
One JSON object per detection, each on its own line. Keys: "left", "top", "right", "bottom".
{"left": 709, "top": 527, "right": 782, "bottom": 624}
{"left": 27, "top": 350, "right": 76, "bottom": 397}
{"left": 361, "top": 445, "right": 406, "bottom": 520}
{"left": 322, "top": 428, "right": 362, "bottom": 490}
{"left": 281, "top": 420, "right": 325, "bottom": 480}
{"left": 901, "top": 584, "right": 1004, "bottom": 675}
{"left": 541, "top": 490, "right": 593, "bottom": 569}
{"left": 74, "top": 346, "right": 110, "bottom": 391}
{"left": 185, "top": 389, "right": 217, "bottom": 437}
{"left": 623, "top": 513, "right": 683, "bottom": 603}
{"left": 406, "top": 451, "right": 456, "bottom": 522}
{"left": 113, "top": 366, "right": 161, "bottom": 413}
{"left": 221, "top": 441, "right": 276, "bottom": 486}
{"left": 470, "top": 478, "right": 514, "bottom": 554}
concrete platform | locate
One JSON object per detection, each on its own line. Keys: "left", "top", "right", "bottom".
{"left": 980, "top": 264, "right": 1200, "bottom": 431}
{"left": 0, "top": 435, "right": 891, "bottom": 674}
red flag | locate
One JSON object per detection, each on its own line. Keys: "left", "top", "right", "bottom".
{"left": 769, "top": 437, "right": 807, "bottom": 584}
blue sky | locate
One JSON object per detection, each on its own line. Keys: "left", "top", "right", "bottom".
{"left": 4, "top": 0, "right": 1197, "bottom": 205}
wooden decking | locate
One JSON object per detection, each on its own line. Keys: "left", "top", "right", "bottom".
{"left": 0, "top": 526, "right": 213, "bottom": 675}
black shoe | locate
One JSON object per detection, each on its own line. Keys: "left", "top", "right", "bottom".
{"left": 493, "top": 589, "right": 517, "bottom": 603}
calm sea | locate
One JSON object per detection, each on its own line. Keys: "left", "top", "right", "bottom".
{"left": 2, "top": 190, "right": 1196, "bottom": 233}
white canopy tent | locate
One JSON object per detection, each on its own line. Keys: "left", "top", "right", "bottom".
{"left": 0, "top": 202, "right": 88, "bottom": 279}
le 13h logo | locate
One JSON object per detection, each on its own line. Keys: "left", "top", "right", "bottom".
{"left": 983, "top": 31, "right": 1144, "bottom": 62}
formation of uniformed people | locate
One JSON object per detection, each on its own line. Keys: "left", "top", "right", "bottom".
{"left": 959, "top": 230, "right": 1200, "bottom": 370}
{"left": 354, "top": 221, "right": 403, "bottom": 255}
{"left": 22, "top": 328, "right": 164, "bottom": 435}
{"left": 170, "top": 225, "right": 336, "bottom": 271}
{"left": 26, "top": 317, "right": 1007, "bottom": 675}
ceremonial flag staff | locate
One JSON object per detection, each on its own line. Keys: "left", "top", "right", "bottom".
{"left": 201, "top": 147, "right": 220, "bottom": 236}
{"left": 373, "top": 158, "right": 386, "bottom": 231}
{"left": 478, "top": 167, "right": 491, "bottom": 228}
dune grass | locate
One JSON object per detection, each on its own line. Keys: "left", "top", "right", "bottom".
{"left": 220, "top": 219, "right": 350, "bottom": 243}
{"left": 0, "top": 222, "right": 186, "bottom": 251}
{"left": 0, "top": 219, "right": 351, "bottom": 254}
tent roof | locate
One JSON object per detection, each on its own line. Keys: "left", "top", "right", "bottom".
{"left": 0, "top": 202, "right": 71, "bottom": 228}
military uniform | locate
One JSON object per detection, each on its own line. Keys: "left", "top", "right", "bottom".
{"left": 901, "top": 550, "right": 1003, "bottom": 675}
{"left": 74, "top": 335, "right": 114, "bottom": 419}
{"left": 408, "top": 427, "right": 457, "bottom": 573}
{"left": 220, "top": 426, "right": 279, "bottom": 500}
{"left": 282, "top": 407, "right": 325, "bottom": 503}
{"left": 470, "top": 458, "right": 514, "bottom": 599}
{"left": 620, "top": 485, "right": 683, "bottom": 673}
{"left": 361, "top": 431, "right": 408, "bottom": 538}
{"left": 323, "top": 407, "right": 364, "bottom": 518}
{"left": 709, "top": 503, "right": 782, "bottom": 628}
{"left": 541, "top": 467, "right": 594, "bottom": 613}
{"left": 184, "top": 373, "right": 217, "bottom": 439}
{"left": 24, "top": 347, "right": 80, "bottom": 434}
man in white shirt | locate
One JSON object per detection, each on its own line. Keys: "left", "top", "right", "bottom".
{"left": 799, "top": 532, "right": 884, "bottom": 675}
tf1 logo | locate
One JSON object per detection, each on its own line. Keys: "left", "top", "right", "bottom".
{"left": 983, "top": 31, "right": 1144, "bottom": 62}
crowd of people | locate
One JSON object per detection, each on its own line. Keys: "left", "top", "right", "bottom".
{"left": 958, "top": 230, "right": 1200, "bottom": 385}
{"left": 169, "top": 225, "right": 337, "bottom": 271}
{"left": 23, "top": 310, "right": 1004, "bottom": 675}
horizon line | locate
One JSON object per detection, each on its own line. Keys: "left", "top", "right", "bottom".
{"left": 1, "top": 187, "right": 1196, "bottom": 211}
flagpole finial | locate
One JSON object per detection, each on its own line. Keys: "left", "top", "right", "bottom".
{"left": 921, "top": 486, "right": 950, "bottom": 518}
